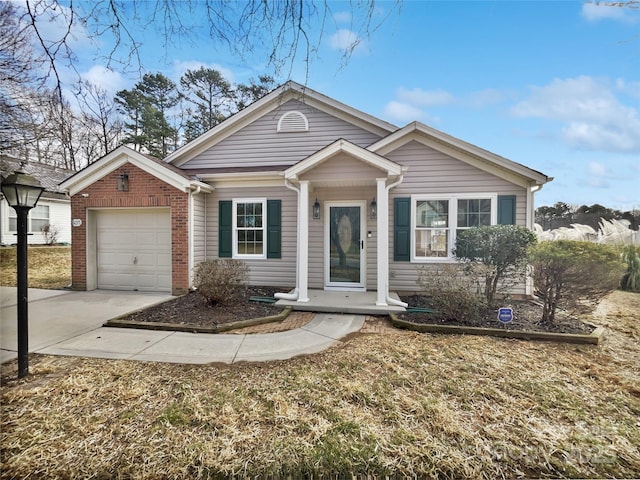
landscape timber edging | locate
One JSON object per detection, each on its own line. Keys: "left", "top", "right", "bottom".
{"left": 104, "top": 307, "right": 293, "bottom": 334}
{"left": 389, "top": 314, "right": 604, "bottom": 345}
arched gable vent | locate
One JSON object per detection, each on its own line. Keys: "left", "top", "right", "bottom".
{"left": 277, "top": 111, "right": 309, "bottom": 132}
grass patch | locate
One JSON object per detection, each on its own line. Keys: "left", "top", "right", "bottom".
{"left": 1, "top": 293, "right": 639, "bottom": 478}
{"left": 0, "top": 246, "right": 70, "bottom": 289}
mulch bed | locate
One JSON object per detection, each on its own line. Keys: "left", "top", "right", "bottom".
{"left": 121, "top": 286, "right": 286, "bottom": 327}
{"left": 399, "top": 295, "right": 594, "bottom": 334}
{"left": 122, "top": 286, "right": 594, "bottom": 335}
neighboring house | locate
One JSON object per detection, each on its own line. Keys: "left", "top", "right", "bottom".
{"left": 0, "top": 156, "right": 73, "bottom": 246}
{"left": 60, "top": 81, "right": 551, "bottom": 304}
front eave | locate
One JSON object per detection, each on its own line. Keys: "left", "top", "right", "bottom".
{"left": 166, "top": 81, "right": 398, "bottom": 167}
{"left": 370, "top": 122, "right": 551, "bottom": 188}
{"left": 59, "top": 146, "right": 213, "bottom": 196}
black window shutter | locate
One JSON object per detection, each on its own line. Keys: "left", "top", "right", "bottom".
{"left": 218, "top": 200, "right": 233, "bottom": 258}
{"left": 497, "top": 195, "right": 516, "bottom": 225}
{"left": 266, "top": 199, "right": 281, "bottom": 259}
{"left": 394, "top": 197, "right": 411, "bottom": 261}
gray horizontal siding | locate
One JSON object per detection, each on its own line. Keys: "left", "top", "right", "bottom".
{"left": 206, "top": 185, "right": 297, "bottom": 288}
{"left": 300, "top": 154, "right": 384, "bottom": 184}
{"left": 192, "top": 193, "right": 206, "bottom": 266}
{"left": 182, "top": 100, "right": 383, "bottom": 170}
{"left": 308, "top": 186, "right": 378, "bottom": 290}
{"left": 386, "top": 140, "right": 528, "bottom": 294}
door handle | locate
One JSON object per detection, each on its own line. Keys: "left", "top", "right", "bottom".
{"left": 360, "top": 240, "right": 364, "bottom": 250}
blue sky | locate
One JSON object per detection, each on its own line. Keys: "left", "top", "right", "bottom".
{"left": 62, "top": 1, "right": 640, "bottom": 210}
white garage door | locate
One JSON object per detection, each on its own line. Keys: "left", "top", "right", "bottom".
{"left": 96, "top": 209, "right": 171, "bottom": 293}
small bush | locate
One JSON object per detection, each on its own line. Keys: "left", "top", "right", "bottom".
{"left": 417, "top": 264, "right": 487, "bottom": 322}
{"left": 454, "top": 225, "right": 537, "bottom": 306}
{"left": 620, "top": 244, "right": 640, "bottom": 292}
{"left": 193, "top": 259, "right": 249, "bottom": 306}
{"left": 41, "top": 224, "right": 59, "bottom": 245}
{"left": 530, "top": 240, "right": 625, "bottom": 323}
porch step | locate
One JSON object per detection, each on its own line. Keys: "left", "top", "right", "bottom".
{"left": 274, "top": 290, "right": 406, "bottom": 315}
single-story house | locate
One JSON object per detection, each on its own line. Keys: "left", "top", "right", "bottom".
{"left": 60, "top": 81, "right": 550, "bottom": 307}
{"left": 1, "top": 156, "right": 73, "bottom": 246}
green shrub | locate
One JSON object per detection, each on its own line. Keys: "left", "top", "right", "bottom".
{"left": 193, "top": 259, "right": 249, "bottom": 306}
{"left": 620, "top": 244, "right": 640, "bottom": 292}
{"left": 417, "top": 264, "right": 487, "bottom": 322}
{"left": 454, "top": 225, "right": 537, "bottom": 306}
{"left": 529, "top": 240, "right": 625, "bottom": 323}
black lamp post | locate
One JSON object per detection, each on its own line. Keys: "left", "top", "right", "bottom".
{"left": 1, "top": 169, "right": 44, "bottom": 378}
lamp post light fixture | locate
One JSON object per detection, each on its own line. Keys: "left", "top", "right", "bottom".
{"left": 1, "top": 169, "right": 44, "bottom": 378}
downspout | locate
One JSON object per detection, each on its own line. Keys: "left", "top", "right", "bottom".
{"left": 188, "top": 185, "right": 201, "bottom": 290}
{"left": 274, "top": 178, "right": 300, "bottom": 301}
{"left": 385, "top": 173, "right": 408, "bottom": 308}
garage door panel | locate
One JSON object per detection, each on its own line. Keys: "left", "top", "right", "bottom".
{"left": 96, "top": 209, "right": 172, "bottom": 293}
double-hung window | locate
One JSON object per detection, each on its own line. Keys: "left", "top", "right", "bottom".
{"left": 412, "top": 194, "right": 496, "bottom": 261}
{"left": 233, "top": 199, "right": 266, "bottom": 258}
{"left": 8, "top": 204, "right": 50, "bottom": 233}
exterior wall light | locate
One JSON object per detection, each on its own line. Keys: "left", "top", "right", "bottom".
{"left": 313, "top": 198, "right": 320, "bottom": 219}
{"left": 117, "top": 172, "right": 129, "bottom": 191}
{"left": 1, "top": 169, "right": 44, "bottom": 378}
{"left": 370, "top": 197, "right": 377, "bottom": 219}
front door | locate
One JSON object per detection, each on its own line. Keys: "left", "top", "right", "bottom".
{"left": 325, "top": 201, "right": 366, "bottom": 290}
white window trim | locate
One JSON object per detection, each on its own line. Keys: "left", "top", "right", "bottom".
{"left": 410, "top": 193, "right": 497, "bottom": 263}
{"left": 232, "top": 198, "right": 267, "bottom": 259}
{"left": 7, "top": 204, "right": 50, "bottom": 233}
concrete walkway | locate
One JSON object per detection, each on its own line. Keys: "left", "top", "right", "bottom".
{"left": 0, "top": 288, "right": 364, "bottom": 365}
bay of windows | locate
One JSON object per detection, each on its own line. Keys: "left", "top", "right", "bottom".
{"left": 412, "top": 194, "right": 496, "bottom": 261}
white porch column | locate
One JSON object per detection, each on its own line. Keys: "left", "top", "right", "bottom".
{"left": 376, "top": 178, "right": 389, "bottom": 306}
{"left": 298, "top": 180, "right": 310, "bottom": 302}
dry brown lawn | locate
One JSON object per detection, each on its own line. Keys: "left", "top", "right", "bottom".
{"left": 0, "top": 246, "right": 71, "bottom": 289}
{"left": 1, "top": 290, "right": 639, "bottom": 478}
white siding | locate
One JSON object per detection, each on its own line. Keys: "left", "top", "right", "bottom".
{"left": 181, "top": 100, "right": 383, "bottom": 170}
{"left": 0, "top": 198, "right": 71, "bottom": 245}
{"left": 49, "top": 200, "right": 72, "bottom": 244}
{"left": 386, "top": 140, "right": 528, "bottom": 294}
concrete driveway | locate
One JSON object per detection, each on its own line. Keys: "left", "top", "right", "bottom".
{"left": 1, "top": 288, "right": 173, "bottom": 364}
{"left": 0, "top": 288, "right": 365, "bottom": 365}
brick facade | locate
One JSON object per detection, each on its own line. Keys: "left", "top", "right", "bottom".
{"left": 70, "top": 162, "right": 190, "bottom": 295}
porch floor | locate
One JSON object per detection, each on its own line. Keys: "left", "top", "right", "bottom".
{"left": 275, "top": 290, "right": 406, "bottom": 315}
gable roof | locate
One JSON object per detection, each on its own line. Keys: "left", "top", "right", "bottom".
{"left": 285, "top": 138, "right": 405, "bottom": 181}
{"left": 165, "top": 81, "right": 399, "bottom": 167}
{"left": 59, "top": 146, "right": 213, "bottom": 196}
{"left": 369, "top": 122, "right": 551, "bottom": 188}
{"left": 0, "top": 155, "right": 74, "bottom": 199}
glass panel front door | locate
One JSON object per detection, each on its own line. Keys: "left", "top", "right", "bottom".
{"left": 327, "top": 204, "right": 364, "bottom": 287}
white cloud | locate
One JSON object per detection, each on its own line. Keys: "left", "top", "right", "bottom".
{"left": 333, "top": 11, "right": 352, "bottom": 23}
{"left": 512, "top": 76, "right": 640, "bottom": 153}
{"left": 581, "top": 2, "right": 638, "bottom": 23}
{"left": 397, "top": 87, "right": 455, "bottom": 107}
{"left": 328, "top": 29, "right": 366, "bottom": 53}
{"left": 383, "top": 101, "right": 426, "bottom": 123}
{"left": 616, "top": 78, "right": 640, "bottom": 99}
{"left": 81, "top": 66, "right": 126, "bottom": 96}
